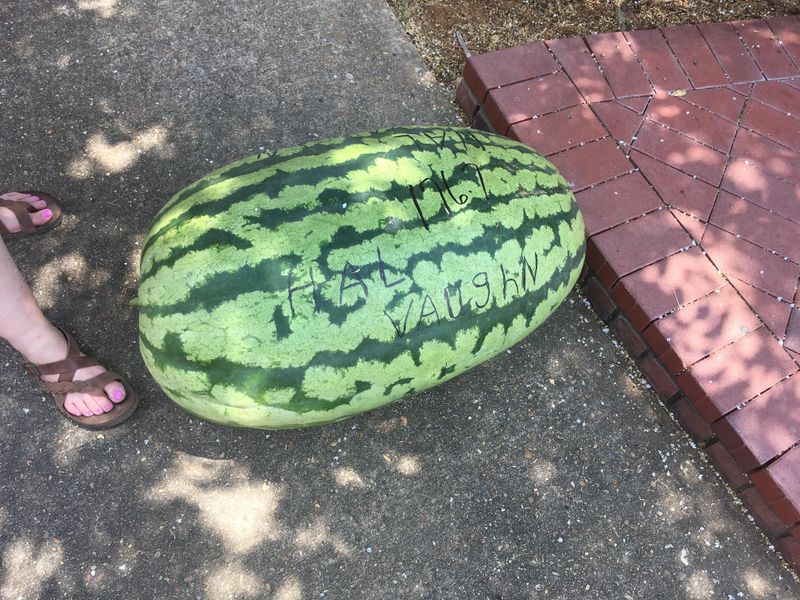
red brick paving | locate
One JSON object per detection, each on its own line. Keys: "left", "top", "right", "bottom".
{"left": 631, "top": 150, "right": 717, "bottom": 220}
{"left": 611, "top": 246, "right": 725, "bottom": 330}
{"left": 573, "top": 172, "right": 661, "bottom": 236}
{"left": 585, "top": 101, "right": 642, "bottom": 147}
{"left": 508, "top": 104, "right": 606, "bottom": 156}
{"left": 459, "top": 15, "right": 800, "bottom": 570}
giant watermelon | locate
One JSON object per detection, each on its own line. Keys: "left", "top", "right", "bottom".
{"left": 137, "top": 126, "right": 585, "bottom": 428}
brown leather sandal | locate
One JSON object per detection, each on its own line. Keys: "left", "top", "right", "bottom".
{"left": 23, "top": 327, "right": 139, "bottom": 429}
{"left": 0, "top": 191, "right": 63, "bottom": 241}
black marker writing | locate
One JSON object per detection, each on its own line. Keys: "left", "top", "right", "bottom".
{"left": 472, "top": 272, "right": 491, "bottom": 309}
{"left": 339, "top": 261, "right": 369, "bottom": 304}
{"left": 384, "top": 298, "right": 415, "bottom": 338}
{"left": 377, "top": 248, "right": 404, "bottom": 288}
{"left": 417, "top": 294, "right": 441, "bottom": 329}
{"left": 287, "top": 267, "right": 321, "bottom": 317}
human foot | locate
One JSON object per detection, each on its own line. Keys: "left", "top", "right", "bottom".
{"left": 0, "top": 191, "right": 63, "bottom": 240}
{"left": 22, "top": 325, "right": 138, "bottom": 428}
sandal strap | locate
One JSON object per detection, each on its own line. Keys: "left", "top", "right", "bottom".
{"left": 24, "top": 327, "right": 101, "bottom": 381}
{"left": 27, "top": 355, "right": 99, "bottom": 379}
{"left": 40, "top": 370, "right": 123, "bottom": 396}
{"left": 0, "top": 198, "right": 36, "bottom": 234}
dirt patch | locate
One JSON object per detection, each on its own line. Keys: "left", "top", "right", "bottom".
{"left": 388, "top": 0, "right": 800, "bottom": 87}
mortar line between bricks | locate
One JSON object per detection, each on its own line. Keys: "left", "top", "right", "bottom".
{"left": 610, "top": 99, "right": 649, "bottom": 117}
{"left": 717, "top": 370, "right": 799, "bottom": 428}
{"left": 720, "top": 181, "right": 800, "bottom": 230}
{"left": 691, "top": 222, "right": 800, "bottom": 354}
{"left": 531, "top": 132, "right": 611, "bottom": 156}
{"left": 702, "top": 439, "right": 751, "bottom": 488}
{"left": 570, "top": 168, "right": 639, "bottom": 194}
{"left": 584, "top": 97, "right": 645, "bottom": 157}
{"left": 743, "top": 19, "right": 797, "bottom": 79}
{"left": 629, "top": 138, "right": 728, "bottom": 190}
{"left": 597, "top": 222, "right": 696, "bottom": 287}
{"left": 702, "top": 218, "right": 800, "bottom": 268}
{"left": 718, "top": 274, "right": 800, "bottom": 317}
{"left": 786, "top": 174, "right": 800, "bottom": 342}
{"left": 543, "top": 133, "right": 612, "bottom": 158}
{"left": 618, "top": 31, "right": 657, "bottom": 96}
{"left": 478, "top": 67, "right": 563, "bottom": 105}
{"left": 679, "top": 87, "right": 749, "bottom": 126}
{"left": 659, "top": 386, "right": 683, "bottom": 408}
{"left": 625, "top": 149, "right": 710, "bottom": 245}
{"left": 578, "top": 282, "right": 619, "bottom": 323}
{"left": 585, "top": 205, "right": 664, "bottom": 239}
{"left": 659, "top": 26, "right": 716, "bottom": 90}
{"left": 696, "top": 23, "right": 744, "bottom": 86}
{"left": 739, "top": 121, "right": 800, "bottom": 155}
{"left": 725, "top": 142, "right": 800, "bottom": 191}
{"left": 750, "top": 89, "right": 800, "bottom": 123}
{"left": 577, "top": 35, "right": 620, "bottom": 100}
{"left": 624, "top": 274, "right": 727, "bottom": 330}
{"left": 666, "top": 394, "right": 716, "bottom": 442}
{"left": 784, "top": 275, "right": 800, "bottom": 344}
{"left": 635, "top": 270, "right": 727, "bottom": 324}
{"left": 749, "top": 439, "right": 800, "bottom": 488}
{"left": 737, "top": 21, "right": 786, "bottom": 81}
{"left": 639, "top": 112, "right": 735, "bottom": 159}
{"left": 549, "top": 36, "right": 618, "bottom": 105}
{"left": 670, "top": 207, "right": 706, "bottom": 234}
{"left": 501, "top": 102, "right": 598, "bottom": 137}
{"left": 700, "top": 82, "right": 752, "bottom": 246}
{"left": 646, "top": 314, "right": 761, "bottom": 379}
{"left": 681, "top": 213, "right": 800, "bottom": 378}
{"left": 626, "top": 150, "right": 683, "bottom": 210}
{"left": 655, "top": 27, "right": 695, "bottom": 88}
{"left": 624, "top": 94, "right": 654, "bottom": 159}
{"left": 536, "top": 44, "right": 590, "bottom": 104}
{"left": 767, "top": 19, "right": 800, "bottom": 71}
{"left": 750, "top": 88, "right": 800, "bottom": 123}
{"left": 542, "top": 132, "right": 642, "bottom": 194}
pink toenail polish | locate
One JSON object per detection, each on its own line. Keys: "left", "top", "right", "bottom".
{"left": 42, "top": 209, "right": 52, "bottom": 219}
{"left": 114, "top": 390, "right": 124, "bottom": 401}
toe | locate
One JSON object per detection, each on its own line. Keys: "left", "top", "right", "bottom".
{"left": 19, "top": 194, "right": 42, "bottom": 206}
{"left": 106, "top": 381, "right": 126, "bottom": 403}
{"left": 30, "top": 209, "right": 53, "bottom": 226}
{"left": 0, "top": 192, "right": 29, "bottom": 201}
{"left": 66, "top": 396, "right": 93, "bottom": 417}
{"left": 86, "top": 395, "right": 112, "bottom": 415}
{"left": 0, "top": 192, "right": 45, "bottom": 209}
{"left": 64, "top": 398, "right": 83, "bottom": 417}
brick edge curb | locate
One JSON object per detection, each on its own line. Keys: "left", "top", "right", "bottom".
{"left": 456, "top": 17, "right": 800, "bottom": 573}
{"left": 580, "top": 269, "right": 799, "bottom": 570}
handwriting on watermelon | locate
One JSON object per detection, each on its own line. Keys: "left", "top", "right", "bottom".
{"left": 405, "top": 164, "right": 488, "bottom": 230}
{"left": 384, "top": 129, "right": 488, "bottom": 153}
{"left": 380, "top": 130, "right": 492, "bottom": 231}
{"left": 286, "top": 246, "right": 538, "bottom": 339}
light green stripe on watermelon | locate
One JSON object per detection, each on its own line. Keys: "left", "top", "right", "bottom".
{"left": 137, "top": 126, "right": 585, "bottom": 428}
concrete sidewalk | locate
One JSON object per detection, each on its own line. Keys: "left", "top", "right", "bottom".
{"left": 0, "top": 1, "right": 797, "bottom": 598}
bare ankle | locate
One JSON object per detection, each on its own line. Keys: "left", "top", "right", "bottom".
{"left": 15, "top": 323, "right": 68, "bottom": 365}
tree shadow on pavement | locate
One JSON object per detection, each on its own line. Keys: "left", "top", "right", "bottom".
{"left": 0, "top": 1, "right": 798, "bottom": 598}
